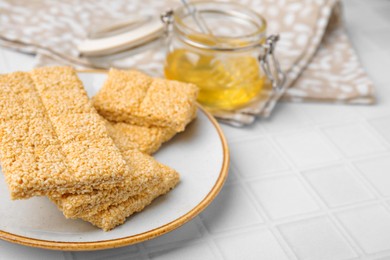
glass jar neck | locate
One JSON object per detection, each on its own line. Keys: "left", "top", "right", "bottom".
{"left": 173, "top": 2, "right": 267, "bottom": 52}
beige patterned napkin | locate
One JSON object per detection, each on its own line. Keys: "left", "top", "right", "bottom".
{"left": 0, "top": 0, "right": 375, "bottom": 126}
{"left": 282, "top": 5, "right": 375, "bottom": 105}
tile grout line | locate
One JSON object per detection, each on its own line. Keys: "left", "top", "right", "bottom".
{"left": 192, "top": 217, "right": 225, "bottom": 260}
{"left": 231, "top": 158, "right": 299, "bottom": 259}
{"left": 225, "top": 117, "right": 390, "bottom": 259}
{"left": 142, "top": 217, "right": 225, "bottom": 259}
{"left": 63, "top": 252, "right": 74, "bottom": 260}
{"left": 137, "top": 242, "right": 152, "bottom": 260}
{"left": 347, "top": 158, "right": 390, "bottom": 213}
{"left": 234, "top": 180, "right": 299, "bottom": 260}
{"left": 362, "top": 115, "right": 390, "bottom": 150}
{"left": 318, "top": 120, "right": 390, "bottom": 161}
{"left": 277, "top": 126, "right": 390, "bottom": 257}
{"left": 297, "top": 169, "right": 366, "bottom": 257}
{"left": 218, "top": 137, "right": 302, "bottom": 259}
{"left": 242, "top": 127, "right": 333, "bottom": 259}
{"left": 265, "top": 129, "right": 366, "bottom": 257}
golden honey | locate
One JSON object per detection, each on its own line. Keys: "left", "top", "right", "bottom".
{"left": 162, "top": 2, "right": 275, "bottom": 111}
{"left": 165, "top": 48, "right": 267, "bottom": 110}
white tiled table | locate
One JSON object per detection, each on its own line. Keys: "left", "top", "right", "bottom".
{"left": 1, "top": 0, "right": 390, "bottom": 259}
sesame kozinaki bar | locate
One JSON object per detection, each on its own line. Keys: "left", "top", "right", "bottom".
{"left": 0, "top": 71, "right": 121, "bottom": 199}
{"left": 93, "top": 69, "right": 198, "bottom": 132}
{"left": 82, "top": 151, "right": 179, "bottom": 231}
{"left": 105, "top": 120, "right": 176, "bottom": 155}
{"left": 30, "top": 66, "right": 139, "bottom": 195}
{"left": 51, "top": 149, "right": 179, "bottom": 220}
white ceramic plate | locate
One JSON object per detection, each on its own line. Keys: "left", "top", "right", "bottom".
{"left": 0, "top": 71, "right": 229, "bottom": 251}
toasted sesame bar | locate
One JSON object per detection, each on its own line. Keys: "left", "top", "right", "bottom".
{"left": 50, "top": 149, "right": 174, "bottom": 218}
{"left": 81, "top": 158, "right": 180, "bottom": 231}
{"left": 0, "top": 72, "right": 118, "bottom": 199}
{"left": 50, "top": 113, "right": 179, "bottom": 218}
{"left": 105, "top": 120, "right": 176, "bottom": 155}
{"left": 93, "top": 69, "right": 198, "bottom": 132}
{"left": 29, "top": 66, "right": 130, "bottom": 194}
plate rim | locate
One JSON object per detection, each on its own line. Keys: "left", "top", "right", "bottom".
{"left": 0, "top": 70, "right": 230, "bottom": 251}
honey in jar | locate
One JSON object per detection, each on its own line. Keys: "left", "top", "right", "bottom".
{"left": 162, "top": 2, "right": 277, "bottom": 111}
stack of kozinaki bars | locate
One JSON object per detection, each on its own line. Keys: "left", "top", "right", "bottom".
{"left": 0, "top": 66, "right": 198, "bottom": 231}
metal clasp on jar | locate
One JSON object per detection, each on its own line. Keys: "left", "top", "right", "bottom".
{"left": 259, "top": 35, "right": 286, "bottom": 90}
{"left": 161, "top": 9, "right": 174, "bottom": 34}
{"left": 161, "top": 9, "right": 286, "bottom": 91}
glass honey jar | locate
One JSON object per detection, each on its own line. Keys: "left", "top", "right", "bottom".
{"left": 161, "top": 2, "right": 285, "bottom": 111}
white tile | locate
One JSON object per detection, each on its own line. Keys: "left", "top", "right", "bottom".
{"left": 274, "top": 131, "right": 341, "bottom": 168}
{"left": 302, "top": 103, "right": 359, "bottom": 125}
{"left": 224, "top": 167, "right": 238, "bottom": 184}
{"left": 278, "top": 217, "right": 357, "bottom": 260}
{"left": 0, "top": 49, "right": 9, "bottom": 73}
{"left": 261, "top": 103, "right": 312, "bottom": 133}
{"left": 372, "top": 2, "right": 390, "bottom": 22}
{"left": 375, "top": 256, "right": 390, "bottom": 260}
{"left": 323, "top": 124, "right": 386, "bottom": 157}
{"left": 345, "top": 27, "right": 378, "bottom": 55}
{"left": 353, "top": 50, "right": 390, "bottom": 88}
{"left": 0, "top": 240, "right": 65, "bottom": 260}
{"left": 344, "top": 5, "right": 390, "bottom": 32}
{"left": 200, "top": 184, "right": 263, "bottom": 233}
{"left": 352, "top": 82, "right": 390, "bottom": 118}
{"left": 370, "top": 116, "right": 390, "bottom": 144}
{"left": 303, "top": 165, "right": 375, "bottom": 207}
{"left": 221, "top": 121, "right": 265, "bottom": 142}
{"left": 215, "top": 229, "right": 289, "bottom": 260}
{"left": 354, "top": 155, "right": 390, "bottom": 197}
{"left": 357, "top": 0, "right": 390, "bottom": 8}
{"left": 250, "top": 176, "right": 319, "bottom": 219}
{"left": 230, "top": 138, "right": 289, "bottom": 178}
{"left": 335, "top": 205, "right": 390, "bottom": 254}
{"left": 72, "top": 245, "right": 138, "bottom": 260}
{"left": 144, "top": 220, "right": 202, "bottom": 248}
{"left": 363, "top": 27, "right": 390, "bottom": 51}
{"left": 150, "top": 242, "right": 215, "bottom": 260}
{"left": 1, "top": 48, "right": 35, "bottom": 72}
